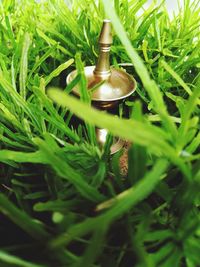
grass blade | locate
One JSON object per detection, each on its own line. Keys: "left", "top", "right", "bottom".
{"left": 0, "top": 250, "right": 46, "bottom": 267}
{"left": 161, "top": 59, "right": 200, "bottom": 104}
{"left": 45, "top": 59, "right": 74, "bottom": 86}
{"left": 0, "top": 193, "right": 50, "bottom": 241}
{"left": 19, "top": 32, "right": 31, "bottom": 100}
{"left": 51, "top": 158, "right": 168, "bottom": 247}
{"left": 48, "top": 88, "right": 190, "bottom": 178}
{"left": 101, "top": 0, "right": 178, "bottom": 141}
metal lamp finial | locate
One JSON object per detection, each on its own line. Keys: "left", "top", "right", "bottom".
{"left": 93, "top": 19, "right": 112, "bottom": 79}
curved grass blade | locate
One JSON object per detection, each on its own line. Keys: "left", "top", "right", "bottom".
{"left": 0, "top": 250, "right": 46, "bottom": 267}
{"left": 101, "top": 0, "right": 178, "bottom": 141}
{"left": 0, "top": 193, "right": 50, "bottom": 241}
{"left": 19, "top": 32, "right": 31, "bottom": 100}
{"left": 51, "top": 158, "right": 168, "bottom": 247}
{"left": 48, "top": 88, "right": 191, "bottom": 178}
{"left": 45, "top": 59, "right": 74, "bottom": 86}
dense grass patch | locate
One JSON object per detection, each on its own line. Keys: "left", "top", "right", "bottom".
{"left": 0, "top": 0, "right": 200, "bottom": 266}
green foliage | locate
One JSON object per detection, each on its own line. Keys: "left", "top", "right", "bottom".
{"left": 0, "top": 0, "right": 199, "bottom": 266}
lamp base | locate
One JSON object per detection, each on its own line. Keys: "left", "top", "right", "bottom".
{"left": 96, "top": 128, "right": 124, "bottom": 154}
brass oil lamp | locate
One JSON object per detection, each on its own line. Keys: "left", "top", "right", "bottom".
{"left": 67, "top": 20, "right": 136, "bottom": 154}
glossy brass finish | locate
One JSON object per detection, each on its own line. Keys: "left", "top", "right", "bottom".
{"left": 66, "top": 19, "right": 137, "bottom": 154}
{"left": 93, "top": 19, "right": 112, "bottom": 79}
{"left": 67, "top": 66, "right": 136, "bottom": 104}
{"left": 96, "top": 128, "right": 124, "bottom": 155}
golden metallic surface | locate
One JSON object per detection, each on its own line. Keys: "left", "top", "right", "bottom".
{"left": 98, "top": 19, "right": 112, "bottom": 45}
{"left": 66, "top": 19, "right": 137, "bottom": 154}
{"left": 93, "top": 19, "right": 112, "bottom": 79}
{"left": 96, "top": 128, "right": 124, "bottom": 154}
{"left": 67, "top": 66, "right": 136, "bottom": 104}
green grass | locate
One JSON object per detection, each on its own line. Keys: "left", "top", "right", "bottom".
{"left": 0, "top": 0, "right": 200, "bottom": 266}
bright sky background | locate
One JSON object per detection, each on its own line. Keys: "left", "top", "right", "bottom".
{"left": 145, "top": 0, "right": 184, "bottom": 15}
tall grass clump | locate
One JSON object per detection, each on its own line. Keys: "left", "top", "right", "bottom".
{"left": 0, "top": 0, "right": 199, "bottom": 266}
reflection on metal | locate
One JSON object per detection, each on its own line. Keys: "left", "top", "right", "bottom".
{"left": 67, "top": 66, "right": 136, "bottom": 106}
{"left": 96, "top": 128, "right": 108, "bottom": 146}
{"left": 67, "top": 19, "right": 137, "bottom": 154}
{"left": 95, "top": 128, "right": 125, "bottom": 155}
